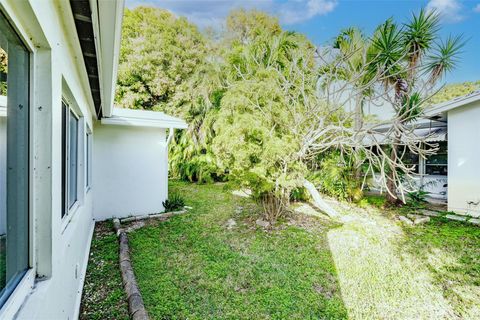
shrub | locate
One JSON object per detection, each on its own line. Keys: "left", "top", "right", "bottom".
{"left": 162, "top": 193, "right": 185, "bottom": 212}
{"left": 406, "top": 190, "right": 429, "bottom": 208}
{"left": 312, "top": 152, "right": 362, "bottom": 202}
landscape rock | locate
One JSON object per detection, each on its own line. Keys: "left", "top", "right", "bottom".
{"left": 414, "top": 216, "right": 430, "bottom": 225}
{"left": 235, "top": 206, "right": 244, "bottom": 214}
{"left": 232, "top": 189, "right": 252, "bottom": 198}
{"left": 407, "top": 214, "right": 430, "bottom": 225}
{"left": 399, "top": 216, "right": 413, "bottom": 225}
{"left": 225, "top": 219, "right": 237, "bottom": 230}
{"left": 468, "top": 218, "right": 480, "bottom": 226}
{"left": 445, "top": 214, "right": 468, "bottom": 222}
{"left": 256, "top": 219, "right": 270, "bottom": 228}
{"left": 419, "top": 209, "right": 441, "bottom": 217}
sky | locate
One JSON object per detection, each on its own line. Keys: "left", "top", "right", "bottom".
{"left": 126, "top": 0, "right": 480, "bottom": 84}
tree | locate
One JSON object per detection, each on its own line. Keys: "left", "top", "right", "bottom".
{"left": 226, "top": 9, "right": 281, "bottom": 44}
{"left": 115, "top": 7, "right": 207, "bottom": 113}
{"left": 368, "top": 9, "right": 463, "bottom": 204}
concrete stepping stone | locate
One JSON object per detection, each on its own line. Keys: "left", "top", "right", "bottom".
{"left": 445, "top": 214, "right": 468, "bottom": 222}
{"left": 399, "top": 216, "right": 413, "bottom": 225}
{"left": 468, "top": 218, "right": 480, "bottom": 226}
{"left": 420, "top": 209, "right": 441, "bottom": 217}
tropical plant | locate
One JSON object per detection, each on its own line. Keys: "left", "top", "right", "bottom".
{"left": 162, "top": 193, "right": 185, "bottom": 212}
{"left": 368, "top": 9, "right": 464, "bottom": 204}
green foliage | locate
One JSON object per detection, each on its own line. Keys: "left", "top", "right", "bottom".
{"left": 312, "top": 152, "right": 362, "bottom": 201}
{"left": 226, "top": 8, "right": 282, "bottom": 43}
{"left": 358, "top": 195, "right": 387, "bottom": 208}
{"left": 406, "top": 190, "right": 429, "bottom": 208}
{"left": 116, "top": 7, "right": 465, "bottom": 211}
{"left": 429, "top": 80, "right": 480, "bottom": 104}
{"left": 211, "top": 29, "right": 316, "bottom": 205}
{"left": 162, "top": 193, "right": 185, "bottom": 212}
{"left": 116, "top": 7, "right": 206, "bottom": 111}
{"left": 0, "top": 48, "right": 7, "bottom": 96}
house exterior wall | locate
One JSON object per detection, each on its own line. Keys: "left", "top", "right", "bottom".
{"left": 93, "top": 123, "right": 168, "bottom": 220}
{"left": 448, "top": 101, "right": 480, "bottom": 217}
{"left": 0, "top": 1, "right": 98, "bottom": 318}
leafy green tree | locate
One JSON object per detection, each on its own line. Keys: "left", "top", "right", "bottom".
{"left": 226, "top": 9, "right": 281, "bottom": 44}
{"left": 115, "top": 7, "right": 207, "bottom": 112}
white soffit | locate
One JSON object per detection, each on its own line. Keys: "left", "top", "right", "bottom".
{"left": 91, "top": 0, "right": 125, "bottom": 118}
{"left": 101, "top": 108, "right": 188, "bottom": 129}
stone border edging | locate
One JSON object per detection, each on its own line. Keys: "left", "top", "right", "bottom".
{"left": 120, "top": 209, "right": 187, "bottom": 224}
{"left": 113, "top": 218, "right": 149, "bottom": 320}
{"left": 409, "top": 209, "right": 480, "bottom": 227}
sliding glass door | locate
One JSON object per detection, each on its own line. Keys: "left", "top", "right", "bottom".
{"left": 0, "top": 11, "right": 30, "bottom": 307}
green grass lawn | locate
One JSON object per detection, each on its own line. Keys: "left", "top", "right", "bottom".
{"left": 81, "top": 181, "right": 480, "bottom": 319}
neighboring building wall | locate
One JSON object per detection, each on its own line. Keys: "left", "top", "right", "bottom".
{"left": 0, "top": 1, "right": 97, "bottom": 318}
{"left": 448, "top": 101, "right": 480, "bottom": 217}
{"left": 93, "top": 123, "right": 168, "bottom": 220}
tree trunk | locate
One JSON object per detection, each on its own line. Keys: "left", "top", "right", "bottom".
{"left": 386, "top": 124, "right": 401, "bottom": 206}
{"left": 303, "top": 180, "right": 339, "bottom": 218}
{"left": 354, "top": 95, "right": 364, "bottom": 182}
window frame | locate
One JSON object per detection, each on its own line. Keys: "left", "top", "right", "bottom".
{"left": 0, "top": 9, "right": 31, "bottom": 310}
{"left": 85, "top": 127, "right": 92, "bottom": 191}
{"left": 61, "top": 99, "right": 82, "bottom": 220}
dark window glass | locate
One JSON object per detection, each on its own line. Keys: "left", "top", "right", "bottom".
{"left": 426, "top": 141, "right": 447, "bottom": 176}
{"left": 62, "top": 104, "right": 79, "bottom": 216}
{"left": 68, "top": 111, "right": 78, "bottom": 208}
{"left": 0, "top": 11, "right": 29, "bottom": 307}
{"left": 86, "top": 132, "right": 92, "bottom": 188}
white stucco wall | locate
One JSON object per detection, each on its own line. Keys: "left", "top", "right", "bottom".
{"left": 93, "top": 123, "right": 168, "bottom": 220}
{"left": 448, "top": 101, "right": 480, "bottom": 217}
{"left": 0, "top": 1, "right": 99, "bottom": 319}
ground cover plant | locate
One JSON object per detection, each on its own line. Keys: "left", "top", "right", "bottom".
{"left": 79, "top": 181, "right": 480, "bottom": 319}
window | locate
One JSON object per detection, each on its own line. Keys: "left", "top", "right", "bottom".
{"left": 401, "top": 146, "right": 420, "bottom": 174}
{"left": 0, "top": 11, "right": 30, "bottom": 307}
{"left": 86, "top": 130, "right": 92, "bottom": 189}
{"left": 62, "top": 102, "right": 80, "bottom": 217}
{"left": 425, "top": 141, "right": 447, "bottom": 176}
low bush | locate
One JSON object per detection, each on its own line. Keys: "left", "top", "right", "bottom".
{"left": 162, "top": 193, "right": 185, "bottom": 212}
